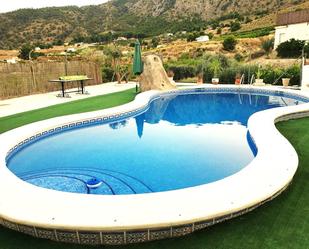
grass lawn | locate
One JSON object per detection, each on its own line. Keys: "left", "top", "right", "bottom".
{"left": 0, "top": 88, "right": 137, "bottom": 134}
{"left": 0, "top": 90, "right": 308, "bottom": 249}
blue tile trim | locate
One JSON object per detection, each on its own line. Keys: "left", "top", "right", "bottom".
{"left": 0, "top": 181, "right": 292, "bottom": 245}
{"left": 5, "top": 87, "right": 309, "bottom": 164}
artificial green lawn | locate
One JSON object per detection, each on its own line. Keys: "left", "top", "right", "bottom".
{"left": 0, "top": 88, "right": 137, "bottom": 134}
{"left": 0, "top": 90, "right": 308, "bottom": 249}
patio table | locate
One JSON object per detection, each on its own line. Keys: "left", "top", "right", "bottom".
{"left": 49, "top": 77, "right": 93, "bottom": 97}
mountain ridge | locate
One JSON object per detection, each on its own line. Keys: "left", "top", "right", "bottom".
{"left": 0, "top": 0, "right": 306, "bottom": 49}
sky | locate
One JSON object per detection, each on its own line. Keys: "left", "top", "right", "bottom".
{"left": 0, "top": 0, "right": 109, "bottom": 13}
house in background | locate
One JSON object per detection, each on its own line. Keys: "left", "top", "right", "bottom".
{"left": 274, "top": 9, "right": 309, "bottom": 48}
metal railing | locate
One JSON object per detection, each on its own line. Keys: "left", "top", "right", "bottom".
{"left": 240, "top": 74, "right": 245, "bottom": 85}
{"left": 250, "top": 75, "right": 255, "bottom": 85}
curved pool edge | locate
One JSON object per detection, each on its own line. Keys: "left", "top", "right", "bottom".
{"left": 0, "top": 85, "right": 309, "bottom": 245}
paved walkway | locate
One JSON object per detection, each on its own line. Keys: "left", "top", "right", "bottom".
{"left": 0, "top": 82, "right": 136, "bottom": 118}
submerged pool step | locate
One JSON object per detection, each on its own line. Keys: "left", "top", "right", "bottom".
{"left": 20, "top": 168, "right": 153, "bottom": 195}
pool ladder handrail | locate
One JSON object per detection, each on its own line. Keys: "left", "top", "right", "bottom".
{"left": 240, "top": 74, "right": 245, "bottom": 85}
{"left": 250, "top": 75, "right": 255, "bottom": 85}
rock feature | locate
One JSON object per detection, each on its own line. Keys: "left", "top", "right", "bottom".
{"left": 139, "top": 55, "right": 176, "bottom": 92}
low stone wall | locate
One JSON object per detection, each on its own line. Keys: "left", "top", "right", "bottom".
{"left": 0, "top": 61, "right": 102, "bottom": 99}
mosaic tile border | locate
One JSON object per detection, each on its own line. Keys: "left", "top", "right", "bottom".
{"left": 5, "top": 87, "right": 309, "bottom": 163}
{"left": 1, "top": 86, "right": 308, "bottom": 245}
{"left": 0, "top": 181, "right": 292, "bottom": 245}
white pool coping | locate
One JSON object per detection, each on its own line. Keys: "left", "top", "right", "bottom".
{"left": 0, "top": 85, "right": 309, "bottom": 236}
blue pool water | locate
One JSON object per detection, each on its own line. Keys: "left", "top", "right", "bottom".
{"left": 7, "top": 91, "right": 307, "bottom": 195}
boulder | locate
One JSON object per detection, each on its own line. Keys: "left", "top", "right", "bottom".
{"left": 139, "top": 55, "right": 176, "bottom": 92}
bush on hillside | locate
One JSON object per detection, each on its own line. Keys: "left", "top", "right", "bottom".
{"left": 234, "top": 53, "right": 244, "bottom": 62}
{"left": 223, "top": 36, "right": 237, "bottom": 51}
{"left": 186, "top": 32, "right": 200, "bottom": 42}
{"left": 276, "top": 39, "right": 309, "bottom": 58}
{"left": 230, "top": 21, "right": 241, "bottom": 32}
{"left": 262, "top": 38, "right": 274, "bottom": 55}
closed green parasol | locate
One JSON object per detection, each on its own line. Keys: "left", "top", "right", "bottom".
{"left": 133, "top": 40, "right": 143, "bottom": 92}
{"left": 133, "top": 40, "right": 143, "bottom": 75}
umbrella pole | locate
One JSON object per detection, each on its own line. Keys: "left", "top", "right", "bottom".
{"left": 136, "top": 76, "right": 139, "bottom": 93}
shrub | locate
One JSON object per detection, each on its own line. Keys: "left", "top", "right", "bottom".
{"left": 259, "top": 65, "right": 301, "bottom": 85}
{"left": 179, "top": 52, "right": 190, "bottom": 60}
{"left": 262, "top": 38, "right": 274, "bottom": 54}
{"left": 168, "top": 66, "right": 196, "bottom": 80}
{"left": 245, "top": 17, "right": 252, "bottom": 23}
{"left": 223, "top": 36, "right": 237, "bottom": 51}
{"left": 219, "top": 67, "right": 238, "bottom": 83}
{"left": 151, "top": 37, "right": 159, "bottom": 48}
{"left": 218, "top": 64, "right": 258, "bottom": 84}
{"left": 230, "top": 21, "right": 241, "bottom": 32}
{"left": 234, "top": 53, "right": 244, "bottom": 62}
{"left": 251, "top": 50, "right": 265, "bottom": 59}
{"left": 209, "top": 58, "right": 222, "bottom": 77}
{"left": 208, "top": 33, "right": 214, "bottom": 40}
{"left": 276, "top": 39, "right": 309, "bottom": 58}
{"left": 285, "top": 65, "right": 301, "bottom": 85}
{"left": 261, "top": 66, "right": 283, "bottom": 84}
{"left": 102, "top": 66, "right": 114, "bottom": 82}
{"left": 186, "top": 32, "right": 200, "bottom": 42}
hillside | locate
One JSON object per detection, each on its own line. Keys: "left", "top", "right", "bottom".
{"left": 0, "top": 0, "right": 307, "bottom": 49}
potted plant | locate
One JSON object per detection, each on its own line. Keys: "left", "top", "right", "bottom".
{"left": 235, "top": 73, "right": 241, "bottom": 85}
{"left": 209, "top": 58, "right": 222, "bottom": 84}
{"left": 255, "top": 65, "right": 264, "bottom": 84}
{"left": 282, "top": 78, "right": 290, "bottom": 87}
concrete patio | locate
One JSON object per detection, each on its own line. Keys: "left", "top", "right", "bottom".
{"left": 0, "top": 82, "right": 136, "bottom": 118}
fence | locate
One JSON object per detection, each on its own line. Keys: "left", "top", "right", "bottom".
{"left": 0, "top": 61, "right": 102, "bottom": 99}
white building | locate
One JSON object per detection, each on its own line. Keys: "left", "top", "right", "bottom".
{"left": 196, "top": 35, "right": 209, "bottom": 42}
{"left": 5, "top": 57, "right": 18, "bottom": 64}
{"left": 66, "top": 48, "right": 76, "bottom": 53}
{"left": 274, "top": 9, "right": 309, "bottom": 48}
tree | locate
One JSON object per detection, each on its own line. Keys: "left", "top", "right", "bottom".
{"left": 223, "top": 36, "right": 237, "bottom": 51}
{"left": 18, "top": 44, "right": 33, "bottom": 60}
{"left": 103, "top": 44, "right": 131, "bottom": 83}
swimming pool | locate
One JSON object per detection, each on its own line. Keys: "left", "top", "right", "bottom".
{"left": 1, "top": 86, "right": 309, "bottom": 245}
{"left": 6, "top": 91, "right": 307, "bottom": 195}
